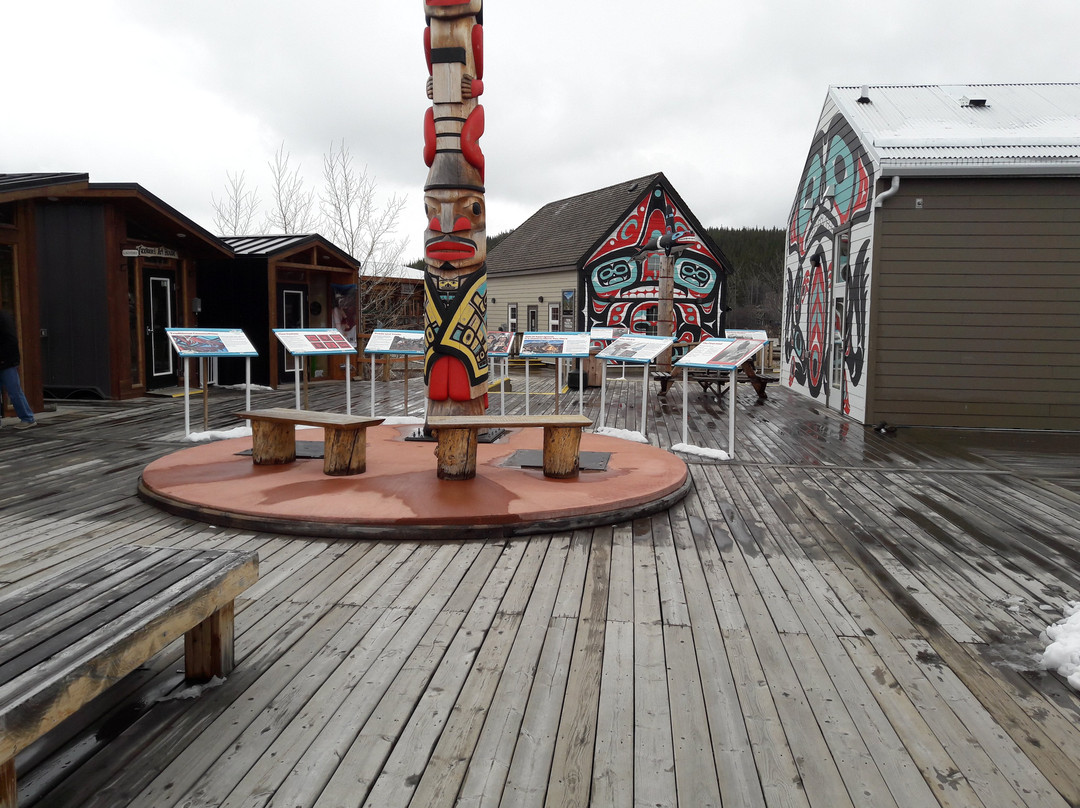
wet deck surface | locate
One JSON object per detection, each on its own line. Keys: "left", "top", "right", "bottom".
{"left": 2, "top": 369, "right": 1079, "bottom": 808}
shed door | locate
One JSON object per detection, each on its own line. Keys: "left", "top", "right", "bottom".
{"left": 278, "top": 284, "right": 307, "bottom": 381}
{"left": 144, "top": 270, "right": 178, "bottom": 389}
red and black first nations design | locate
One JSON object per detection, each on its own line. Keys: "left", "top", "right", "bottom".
{"left": 422, "top": 0, "right": 488, "bottom": 413}
{"left": 584, "top": 186, "right": 723, "bottom": 344}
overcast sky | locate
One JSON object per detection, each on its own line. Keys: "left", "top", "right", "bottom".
{"left": 6, "top": 1, "right": 1080, "bottom": 261}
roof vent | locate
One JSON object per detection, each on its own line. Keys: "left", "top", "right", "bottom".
{"left": 857, "top": 85, "right": 871, "bottom": 103}
{"left": 961, "top": 96, "right": 987, "bottom": 108}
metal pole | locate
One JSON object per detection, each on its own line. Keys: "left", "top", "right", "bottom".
{"left": 640, "top": 363, "right": 648, "bottom": 436}
{"left": 728, "top": 368, "right": 737, "bottom": 457}
{"left": 370, "top": 355, "right": 376, "bottom": 417}
{"left": 201, "top": 357, "right": 209, "bottom": 431}
{"left": 294, "top": 361, "right": 301, "bottom": 410}
{"left": 245, "top": 358, "right": 251, "bottom": 412}
{"left": 578, "top": 358, "right": 584, "bottom": 415}
{"left": 682, "top": 366, "right": 688, "bottom": 445}
{"left": 525, "top": 361, "right": 531, "bottom": 416}
{"left": 183, "top": 357, "right": 191, "bottom": 437}
{"left": 346, "top": 356, "right": 352, "bottom": 415}
{"left": 599, "top": 360, "right": 607, "bottom": 429}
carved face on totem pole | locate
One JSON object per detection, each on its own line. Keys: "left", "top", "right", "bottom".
{"left": 423, "top": 0, "right": 488, "bottom": 409}
{"left": 424, "top": 190, "right": 486, "bottom": 276}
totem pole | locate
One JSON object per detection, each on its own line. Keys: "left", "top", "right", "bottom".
{"left": 422, "top": 0, "right": 488, "bottom": 418}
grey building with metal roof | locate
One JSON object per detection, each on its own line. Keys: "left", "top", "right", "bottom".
{"left": 784, "top": 83, "right": 1080, "bottom": 430}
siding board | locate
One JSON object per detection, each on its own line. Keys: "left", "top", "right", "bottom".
{"left": 870, "top": 176, "right": 1080, "bottom": 429}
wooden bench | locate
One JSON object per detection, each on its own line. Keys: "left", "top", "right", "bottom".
{"left": 236, "top": 408, "right": 384, "bottom": 476}
{"left": 0, "top": 545, "right": 259, "bottom": 807}
{"left": 426, "top": 414, "right": 593, "bottom": 481}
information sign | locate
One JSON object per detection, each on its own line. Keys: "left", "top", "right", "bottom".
{"left": 166, "top": 328, "right": 258, "bottom": 357}
{"left": 596, "top": 335, "right": 675, "bottom": 363}
{"left": 676, "top": 337, "right": 768, "bottom": 370}
{"left": 519, "top": 332, "right": 591, "bottom": 358}
{"left": 273, "top": 328, "right": 356, "bottom": 355}
{"left": 364, "top": 329, "right": 426, "bottom": 355}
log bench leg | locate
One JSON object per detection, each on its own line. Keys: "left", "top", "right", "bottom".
{"left": 1, "top": 757, "right": 15, "bottom": 808}
{"left": 323, "top": 426, "right": 368, "bottom": 475}
{"left": 435, "top": 427, "right": 479, "bottom": 480}
{"left": 251, "top": 420, "right": 295, "bottom": 465}
{"left": 184, "top": 601, "right": 236, "bottom": 682}
{"left": 543, "top": 426, "right": 582, "bottom": 479}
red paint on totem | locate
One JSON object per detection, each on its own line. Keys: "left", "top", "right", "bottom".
{"left": 473, "top": 25, "right": 484, "bottom": 79}
{"left": 461, "top": 106, "right": 485, "bottom": 179}
{"left": 424, "top": 108, "right": 436, "bottom": 167}
{"left": 424, "top": 27, "right": 432, "bottom": 74}
{"left": 426, "top": 241, "right": 477, "bottom": 262}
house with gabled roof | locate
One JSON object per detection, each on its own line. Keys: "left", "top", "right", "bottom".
{"left": 784, "top": 83, "right": 1080, "bottom": 430}
{"left": 0, "top": 172, "right": 230, "bottom": 405}
{"left": 486, "top": 173, "right": 731, "bottom": 343}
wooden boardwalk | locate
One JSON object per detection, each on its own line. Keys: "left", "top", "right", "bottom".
{"left": 2, "top": 369, "right": 1079, "bottom": 808}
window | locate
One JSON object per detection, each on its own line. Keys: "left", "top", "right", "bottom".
{"left": 549, "top": 303, "right": 560, "bottom": 331}
{"left": 507, "top": 303, "right": 518, "bottom": 332}
{"left": 561, "top": 289, "right": 575, "bottom": 330}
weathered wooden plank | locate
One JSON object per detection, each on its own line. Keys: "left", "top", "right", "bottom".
{"left": 901, "top": 638, "right": 1072, "bottom": 808}
{"left": 545, "top": 533, "right": 609, "bottom": 808}
{"left": 842, "top": 636, "right": 989, "bottom": 808}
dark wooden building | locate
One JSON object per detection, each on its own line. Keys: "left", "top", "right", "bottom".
{"left": 785, "top": 83, "right": 1080, "bottom": 430}
{"left": 0, "top": 173, "right": 229, "bottom": 406}
{"left": 486, "top": 174, "right": 731, "bottom": 343}
{"left": 198, "top": 235, "right": 359, "bottom": 387}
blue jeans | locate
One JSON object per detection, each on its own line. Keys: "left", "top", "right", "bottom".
{"left": 0, "top": 365, "right": 35, "bottom": 424}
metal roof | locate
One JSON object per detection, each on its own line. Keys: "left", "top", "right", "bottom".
{"left": 831, "top": 83, "right": 1080, "bottom": 176}
{"left": 222, "top": 235, "right": 321, "bottom": 255}
{"left": 0, "top": 173, "right": 88, "bottom": 194}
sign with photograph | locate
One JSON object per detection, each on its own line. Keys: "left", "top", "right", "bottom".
{"left": 166, "top": 328, "right": 258, "bottom": 357}
{"left": 589, "top": 326, "right": 629, "bottom": 341}
{"left": 595, "top": 334, "right": 675, "bottom": 364}
{"left": 273, "top": 328, "right": 357, "bottom": 355}
{"left": 519, "top": 332, "right": 591, "bottom": 358}
{"left": 486, "top": 331, "right": 516, "bottom": 357}
{"left": 676, "top": 337, "right": 768, "bottom": 370}
{"left": 364, "top": 329, "right": 426, "bottom": 355}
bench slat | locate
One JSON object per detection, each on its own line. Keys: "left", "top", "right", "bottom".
{"left": 236, "top": 408, "right": 383, "bottom": 430}
{"left": 0, "top": 546, "right": 258, "bottom": 763}
{"left": 0, "top": 545, "right": 153, "bottom": 629}
{"left": 427, "top": 415, "right": 592, "bottom": 429}
{"left": 0, "top": 551, "right": 213, "bottom": 683}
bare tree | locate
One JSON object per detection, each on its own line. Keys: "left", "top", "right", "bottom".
{"left": 210, "top": 171, "right": 260, "bottom": 236}
{"left": 264, "top": 142, "right": 319, "bottom": 234}
{"left": 321, "top": 140, "right": 410, "bottom": 330}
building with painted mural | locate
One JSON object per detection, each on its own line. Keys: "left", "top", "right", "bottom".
{"left": 784, "top": 83, "right": 1080, "bottom": 430}
{"left": 486, "top": 174, "right": 731, "bottom": 342}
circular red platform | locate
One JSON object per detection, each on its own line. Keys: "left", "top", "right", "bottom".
{"left": 139, "top": 425, "right": 689, "bottom": 540}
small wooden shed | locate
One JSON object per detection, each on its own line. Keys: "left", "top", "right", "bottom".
{"left": 784, "top": 83, "right": 1080, "bottom": 429}
{"left": 0, "top": 173, "right": 229, "bottom": 405}
{"left": 197, "top": 235, "right": 359, "bottom": 387}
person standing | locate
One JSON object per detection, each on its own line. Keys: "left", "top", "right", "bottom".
{"left": 0, "top": 309, "right": 36, "bottom": 430}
